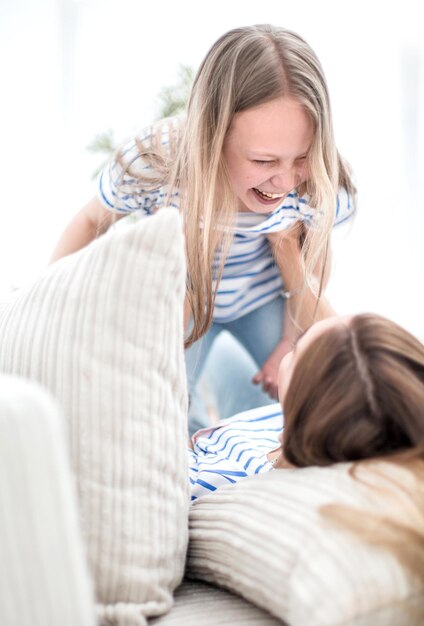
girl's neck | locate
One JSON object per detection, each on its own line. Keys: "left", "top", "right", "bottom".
{"left": 236, "top": 198, "right": 273, "bottom": 216}
{"left": 237, "top": 202, "right": 252, "bottom": 213}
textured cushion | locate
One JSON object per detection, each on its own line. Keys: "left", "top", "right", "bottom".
{"left": 187, "top": 463, "right": 424, "bottom": 626}
{"left": 0, "top": 209, "right": 189, "bottom": 625}
{"left": 0, "top": 374, "right": 96, "bottom": 626}
{"left": 150, "top": 580, "right": 284, "bottom": 626}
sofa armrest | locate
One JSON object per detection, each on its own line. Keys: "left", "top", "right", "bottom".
{"left": 0, "top": 375, "right": 96, "bottom": 626}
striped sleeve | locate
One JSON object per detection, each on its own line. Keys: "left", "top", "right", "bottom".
{"left": 97, "top": 122, "right": 179, "bottom": 214}
{"left": 189, "top": 404, "right": 283, "bottom": 502}
{"left": 333, "top": 186, "right": 356, "bottom": 227}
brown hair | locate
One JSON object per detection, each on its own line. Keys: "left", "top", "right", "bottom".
{"left": 281, "top": 313, "right": 424, "bottom": 591}
{"left": 282, "top": 313, "right": 424, "bottom": 467}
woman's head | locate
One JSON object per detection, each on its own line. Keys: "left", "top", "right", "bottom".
{"left": 278, "top": 314, "right": 424, "bottom": 468}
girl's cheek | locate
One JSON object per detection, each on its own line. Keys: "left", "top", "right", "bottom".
{"left": 299, "top": 163, "right": 309, "bottom": 184}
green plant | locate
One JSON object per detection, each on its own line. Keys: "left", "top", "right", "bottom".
{"left": 87, "top": 129, "right": 117, "bottom": 180}
{"left": 155, "top": 64, "right": 194, "bottom": 119}
{"left": 88, "top": 64, "right": 194, "bottom": 179}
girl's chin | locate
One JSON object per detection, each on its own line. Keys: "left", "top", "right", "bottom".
{"left": 244, "top": 202, "right": 275, "bottom": 215}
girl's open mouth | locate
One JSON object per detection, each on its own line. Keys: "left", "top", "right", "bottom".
{"left": 252, "top": 188, "right": 286, "bottom": 204}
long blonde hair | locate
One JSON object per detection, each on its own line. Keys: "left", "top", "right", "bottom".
{"left": 116, "top": 25, "right": 356, "bottom": 347}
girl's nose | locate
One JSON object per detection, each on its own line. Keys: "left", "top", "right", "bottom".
{"left": 270, "top": 167, "right": 299, "bottom": 193}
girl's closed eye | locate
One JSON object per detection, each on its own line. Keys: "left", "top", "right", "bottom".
{"left": 252, "top": 157, "right": 307, "bottom": 166}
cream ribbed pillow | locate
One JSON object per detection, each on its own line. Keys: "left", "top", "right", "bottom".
{"left": 0, "top": 375, "right": 96, "bottom": 626}
{"left": 0, "top": 209, "right": 189, "bottom": 625}
{"left": 187, "top": 463, "right": 424, "bottom": 626}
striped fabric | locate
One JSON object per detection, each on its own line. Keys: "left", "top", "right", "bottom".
{"left": 0, "top": 210, "right": 189, "bottom": 625}
{"left": 98, "top": 119, "right": 355, "bottom": 322}
{"left": 98, "top": 123, "right": 180, "bottom": 213}
{"left": 187, "top": 462, "right": 424, "bottom": 626}
{"left": 188, "top": 403, "right": 283, "bottom": 501}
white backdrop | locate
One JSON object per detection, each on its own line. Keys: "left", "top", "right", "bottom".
{"left": 0, "top": 0, "right": 423, "bottom": 337}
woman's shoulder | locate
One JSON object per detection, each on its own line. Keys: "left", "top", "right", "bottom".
{"left": 192, "top": 403, "right": 282, "bottom": 452}
{"left": 188, "top": 403, "right": 282, "bottom": 502}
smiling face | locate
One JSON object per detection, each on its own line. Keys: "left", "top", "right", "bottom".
{"left": 222, "top": 96, "right": 314, "bottom": 214}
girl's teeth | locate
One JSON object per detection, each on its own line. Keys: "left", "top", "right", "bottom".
{"left": 255, "top": 188, "right": 284, "bottom": 200}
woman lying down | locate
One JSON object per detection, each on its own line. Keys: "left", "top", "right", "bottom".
{"left": 188, "top": 313, "right": 424, "bottom": 502}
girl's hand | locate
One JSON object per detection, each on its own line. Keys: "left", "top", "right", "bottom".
{"left": 252, "top": 338, "right": 293, "bottom": 400}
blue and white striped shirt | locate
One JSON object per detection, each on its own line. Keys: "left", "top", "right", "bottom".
{"left": 98, "top": 119, "right": 355, "bottom": 322}
{"left": 188, "top": 403, "right": 283, "bottom": 501}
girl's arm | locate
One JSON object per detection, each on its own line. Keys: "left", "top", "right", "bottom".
{"left": 252, "top": 337, "right": 292, "bottom": 398}
{"left": 267, "top": 227, "right": 336, "bottom": 341}
{"left": 252, "top": 228, "right": 336, "bottom": 399}
{"left": 49, "top": 196, "right": 124, "bottom": 263}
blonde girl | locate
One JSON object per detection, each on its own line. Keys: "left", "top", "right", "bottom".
{"left": 50, "top": 24, "right": 356, "bottom": 432}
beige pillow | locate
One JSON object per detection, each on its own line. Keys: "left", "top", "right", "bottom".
{"left": 149, "top": 580, "right": 283, "bottom": 625}
{"left": 0, "top": 209, "right": 189, "bottom": 625}
{"left": 187, "top": 463, "right": 424, "bottom": 626}
{"left": 0, "top": 374, "right": 96, "bottom": 626}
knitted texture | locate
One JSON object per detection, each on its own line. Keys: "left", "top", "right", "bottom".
{"left": 0, "top": 209, "right": 189, "bottom": 624}
{"left": 150, "top": 580, "right": 283, "bottom": 625}
{"left": 187, "top": 464, "right": 424, "bottom": 626}
{"left": 0, "top": 375, "right": 96, "bottom": 626}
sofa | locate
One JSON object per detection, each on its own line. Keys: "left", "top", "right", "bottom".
{"left": 0, "top": 209, "right": 423, "bottom": 626}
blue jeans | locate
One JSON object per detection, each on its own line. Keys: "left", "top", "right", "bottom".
{"left": 185, "top": 296, "right": 285, "bottom": 434}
